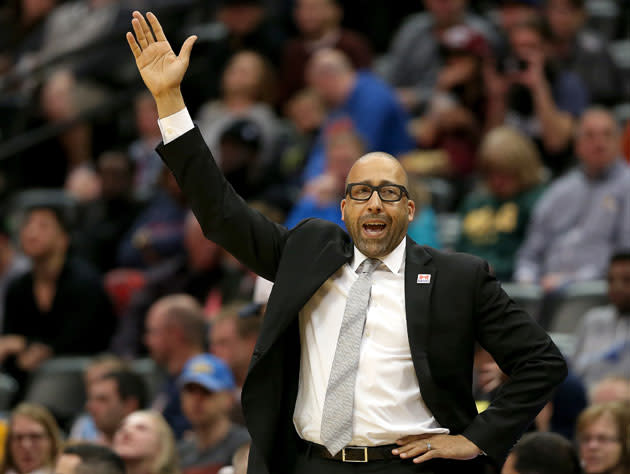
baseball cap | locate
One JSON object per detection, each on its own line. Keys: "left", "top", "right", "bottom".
{"left": 219, "top": 119, "right": 263, "bottom": 152}
{"left": 178, "top": 354, "right": 236, "bottom": 392}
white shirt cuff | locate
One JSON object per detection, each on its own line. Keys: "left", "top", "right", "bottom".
{"left": 158, "top": 108, "right": 194, "bottom": 144}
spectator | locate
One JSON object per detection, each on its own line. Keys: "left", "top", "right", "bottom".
{"left": 1, "top": 403, "right": 62, "bottom": 474}
{"left": 116, "top": 167, "right": 187, "bottom": 269}
{"left": 210, "top": 303, "right": 262, "bottom": 392}
{"left": 73, "top": 151, "right": 145, "bottom": 273}
{"left": 576, "top": 402, "right": 630, "bottom": 474}
{"left": 0, "top": 199, "right": 116, "bottom": 389}
{"left": 285, "top": 119, "right": 364, "bottom": 230}
{"left": 196, "top": 50, "right": 281, "bottom": 170}
{"left": 302, "top": 48, "right": 414, "bottom": 181}
{"left": 128, "top": 92, "right": 165, "bottom": 201}
{"left": 571, "top": 252, "right": 630, "bottom": 388}
{"left": 544, "top": 0, "right": 623, "bottom": 106}
{"left": 589, "top": 376, "right": 630, "bottom": 405}
{"left": 177, "top": 354, "right": 250, "bottom": 473}
{"left": 85, "top": 370, "right": 148, "bottom": 447}
{"left": 279, "top": 0, "right": 372, "bottom": 104}
{"left": 494, "top": 0, "right": 542, "bottom": 36}
{"left": 55, "top": 443, "right": 125, "bottom": 474}
{"left": 501, "top": 432, "right": 582, "bottom": 474}
{"left": 0, "top": 214, "right": 29, "bottom": 333}
{"left": 110, "top": 212, "right": 252, "bottom": 358}
{"left": 485, "top": 17, "right": 589, "bottom": 176}
{"left": 456, "top": 126, "right": 545, "bottom": 281}
{"left": 69, "top": 354, "right": 128, "bottom": 443}
{"left": 144, "top": 295, "right": 205, "bottom": 440}
{"left": 382, "top": 0, "right": 497, "bottom": 114}
{"left": 113, "top": 410, "right": 179, "bottom": 474}
{"left": 515, "top": 108, "right": 630, "bottom": 290}
{"left": 409, "top": 24, "right": 491, "bottom": 179}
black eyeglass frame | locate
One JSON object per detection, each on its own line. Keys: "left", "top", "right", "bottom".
{"left": 345, "top": 182, "right": 409, "bottom": 202}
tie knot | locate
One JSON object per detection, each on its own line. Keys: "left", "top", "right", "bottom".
{"left": 358, "top": 258, "right": 381, "bottom": 275}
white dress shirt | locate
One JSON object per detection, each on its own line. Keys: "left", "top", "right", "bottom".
{"left": 158, "top": 109, "right": 448, "bottom": 446}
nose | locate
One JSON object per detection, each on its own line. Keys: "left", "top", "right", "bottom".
{"left": 366, "top": 189, "right": 383, "bottom": 212}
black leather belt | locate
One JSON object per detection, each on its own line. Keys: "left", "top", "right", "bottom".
{"left": 305, "top": 441, "right": 398, "bottom": 462}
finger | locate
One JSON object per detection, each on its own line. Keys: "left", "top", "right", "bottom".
{"left": 131, "top": 17, "right": 148, "bottom": 49}
{"left": 178, "top": 35, "right": 198, "bottom": 65}
{"left": 147, "top": 12, "right": 167, "bottom": 42}
{"left": 136, "top": 11, "right": 156, "bottom": 44}
{"left": 399, "top": 445, "right": 425, "bottom": 459}
{"left": 396, "top": 434, "right": 428, "bottom": 444}
{"left": 126, "top": 32, "right": 142, "bottom": 59}
{"left": 393, "top": 443, "right": 419, "bottom": 455}
{"left": 413, "top": 450, "right": 439, "bottom": 464}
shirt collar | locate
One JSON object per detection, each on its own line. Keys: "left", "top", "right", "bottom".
{"left": 351, "top": 238, "right": 406, "bottom": 274}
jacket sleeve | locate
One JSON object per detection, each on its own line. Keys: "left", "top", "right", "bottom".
{"left": 156, "top": 126, "right": 288, "bottom": 282}
{"left": 462, "top": 261, "right": 568, "bottom": 464}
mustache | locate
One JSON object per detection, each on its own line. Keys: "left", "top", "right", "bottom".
{"left": 358, "top": 214, "right": 392, "bottom": 226}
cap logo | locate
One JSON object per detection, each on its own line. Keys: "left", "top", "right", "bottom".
{"left": 191, "top": 361, "right": 214, "bottom": 375}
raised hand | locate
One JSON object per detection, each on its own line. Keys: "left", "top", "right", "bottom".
{"left": 126, "top": 11, "right": 196, "bottom": 116}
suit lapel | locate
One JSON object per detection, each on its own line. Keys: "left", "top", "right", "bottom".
{"left": 252, "top": 237, "right": 354, "bottom": 367}
{"left": 404, "top": 239, "right": 441, "bottom": 406}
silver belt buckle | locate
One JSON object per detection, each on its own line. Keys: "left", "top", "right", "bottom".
{"left": 341, "top": 446, "right": 368, "bottom": 462}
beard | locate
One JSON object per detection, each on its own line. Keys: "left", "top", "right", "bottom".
{"left": 347, "top": 213, "right": 407, "bottom": 258}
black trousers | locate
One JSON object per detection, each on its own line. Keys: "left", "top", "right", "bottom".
{"left": 292, "top": 445, "right": 491, "bottom": 474}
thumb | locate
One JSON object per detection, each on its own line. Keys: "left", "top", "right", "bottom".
{"left": 178, "top": 35, "right": 197, "bottom": 65}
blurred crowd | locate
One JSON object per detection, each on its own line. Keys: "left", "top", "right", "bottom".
{"left": 0, "top": 0, "right": 629, "bottom": 472}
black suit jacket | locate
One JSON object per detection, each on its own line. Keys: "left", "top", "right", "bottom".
{"left": 158, "top": 127, "right": 567, "bottom": 472}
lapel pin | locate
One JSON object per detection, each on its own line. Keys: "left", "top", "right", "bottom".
{"left": 417, "top": 274, "right": 431, "bottom": 284}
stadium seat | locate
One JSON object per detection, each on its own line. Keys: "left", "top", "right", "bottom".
{"left": 23, "top": 357, "right": 91, "bottom": 429}
{"left": 547, "top": 280, "right": 608, "bottom": 334}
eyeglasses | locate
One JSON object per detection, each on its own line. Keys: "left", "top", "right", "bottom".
{"left": 345, "top": 183, "right": 409, "bottom": 202}
{"left": 578, "top": 434, "right": 620, "bottom": 445}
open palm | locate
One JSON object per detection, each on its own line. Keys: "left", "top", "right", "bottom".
{"left": 127, "top": 11, "right": 196, "bottom": 98}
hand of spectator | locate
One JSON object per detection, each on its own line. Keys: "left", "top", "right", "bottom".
{"left": 513, "top": 50, "right": 546, "bottom": 91}
{"left": 0, "top": 335, "right": 26, "bottom": 363}
{"left": 396, "top": 88, "right": 420, "bottom": 111}
{"left": 126, "top": 12, "right": 196, "bottom": 109}
{"left": 17, "top": 342, "right": 52, "bottom": 372}
{"left": 482, "top": 59, "right": 510, "bottom": 100}
{"left": 477, "top": 361, "right": 508, "bottom": 393}
{"left": 392, "top": 434, "right": 482, "bottom": 463}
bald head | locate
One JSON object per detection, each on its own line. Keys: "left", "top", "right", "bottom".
{"left": 346, "top": 152, "right": 409, "bottom": 188}
{"left": 307, "top": 48, "right": 355, "bottom": 106}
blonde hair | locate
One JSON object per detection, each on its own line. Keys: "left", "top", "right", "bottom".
{"left": 576, "top": 402, "right": 630, "bottom": 470}
{"left": 479, "top": 126, "right": 544, "bottom": 191}
{"left": 2, "top": 403, "right": 62, "bottom": 473}
{"left": 137, "top": 411, "right": 180, "bottom": 474}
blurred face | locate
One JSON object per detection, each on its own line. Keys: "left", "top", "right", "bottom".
{"left": 210, "top": 318, "right": 240, "bottom": 368}
{"left": 98, "top": 154, "right": 132, "bottom": 199}
{"left": 286, "top": 93, "right": 325, "bottom": 134}
{"left": 180, "top": 383, "right": 232, "bottom": 427}
{"left": 86, "top": 378, "right": 128, "bottom": 437}
{"left": 10, "top": 415, "right": 53, "bottom": 474}
{"left": 579, "top": 413, "right": 623, "bottom": 474}
{"left": 20, "top": 209, "right": 67, "bottom": 260}
{"left": 222, "top": 52, "right": 263, "bottom": 98}
{"left": 510, "top": 26, "right": 545, "bottom": 61}
{"left": 134, "top": 95, "right": 160, "bottom": 138}
{"left": 144, "top": 307, "right": 173, "bottom": 366}
{"left": 546, "top": 0, "right": 584, "bottom": 41}
{"left": 306, "top": 54, "right": 344, "bottom": 106}
{"left": 217, "top": 4, "right": 264, "bottom": 36}
{"left": 326, "top": 137, "right": 361, "bottom": 189}
{"left": 608, "top": 260, "right": 630, "bottom": 313}
{"left": 294, "top": 0, "right": 340, "bottom": 37}
{"left": 113, "top": 413, "right": 161, "bottom": 462}
{"left": 341, "top": 155, "right": 415, "bottom": 258}
{"left": 498, "top": 4, "right": 538, "bottom": 33}
{"left": 485, "top": 167, "right": 521, "bottom": 199}
{"left": 54, "top": 453, "right": 80, "bottom": 474}
{"left": 576, "top": 111, "right": 620, "bottom": 176}
{"left": 423, "top": 0, "right": 467, "bottom": 27}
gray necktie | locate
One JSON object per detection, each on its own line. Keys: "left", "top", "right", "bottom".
{"left": 320, "top": 258, "right": 381, "bottom": 455}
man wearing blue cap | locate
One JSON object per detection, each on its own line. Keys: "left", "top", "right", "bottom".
{"left": 177, "top": 354, "right": 250, "bottom": 473}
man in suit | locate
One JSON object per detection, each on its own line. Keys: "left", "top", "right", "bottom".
{"left": 126, "top": 11, "right": 567, "bottom": 474}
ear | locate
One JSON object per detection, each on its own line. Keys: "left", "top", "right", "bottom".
{"left": 340, "top": 198, "right": 346, "bottom": 221}
{"left": 407, "top": 199, "right": 416, "bottom": 222}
